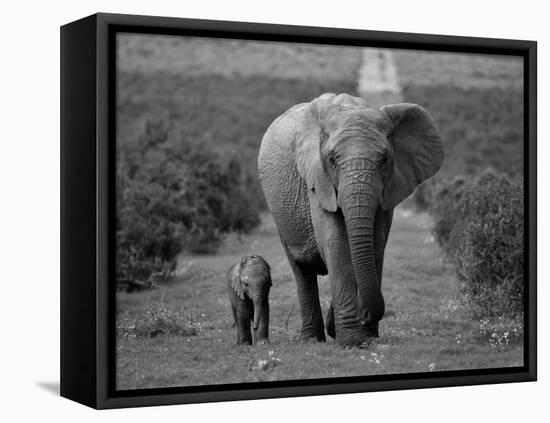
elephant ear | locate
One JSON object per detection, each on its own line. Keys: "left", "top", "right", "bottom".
{"left": 230, "top": 261, "right": 245, "bottom": 300}
{"left": 262, "top": 258, "right": 273, "bottom": 288}
{"left": 294, "top": 101, "right": 338, "bottom": 212}
{"left": 380, "top": 103, "right": 444, "bottom": 209}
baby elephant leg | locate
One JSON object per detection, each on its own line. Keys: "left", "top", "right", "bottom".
{"left": 233, "top": 300, "right": 253, "bottom": 345}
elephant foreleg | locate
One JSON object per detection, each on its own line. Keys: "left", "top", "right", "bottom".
{"left": 325, "top": 208, "right": 393, "bottom": 340}
{"left": 287, "top": 255, "right": 326, "bottom": 342}
{"left": 321, "top": 225, "right": 368, "bottom": 345}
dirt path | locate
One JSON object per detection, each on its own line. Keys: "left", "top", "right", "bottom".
{"left": 116, "top": 209, "right": 522, "bottom": 389}
{"left": 357, "top": 48, "right": 402, "bottom": 106}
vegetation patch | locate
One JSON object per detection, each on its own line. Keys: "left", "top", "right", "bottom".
{"left": 117, "top": 34, "right": 362, "bottom": 82}
{"left": 429, "top": 170, "right": 524, "bottom": 319}
{"left": 394, "top": 51, "right": 523, "bottom": 89}
{"left": 117, "top": 300, "right": 197, "bottom": 339}
{"left": 477, "top": 317, "right": 523, "bottom": 347}
{"left": 116, "top": 121, "right": 261, "bottom": 289}
{"left": 401, "top": 80, "right": 524, "bottom": 321}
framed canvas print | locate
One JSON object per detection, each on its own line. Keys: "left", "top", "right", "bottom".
{"left": 60, "top": 13, "right": 537, "bottom": 409}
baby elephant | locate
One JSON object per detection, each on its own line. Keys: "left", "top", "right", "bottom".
{"left": 227, "top": 255, "right": 272, "bottom": 345}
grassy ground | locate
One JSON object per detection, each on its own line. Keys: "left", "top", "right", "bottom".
{"left": 116, "top": 208, "right": 523, "bottom": 390}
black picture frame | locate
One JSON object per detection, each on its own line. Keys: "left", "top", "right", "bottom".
{"left": 60, "top": 12, "right": 537, "bottom": 409}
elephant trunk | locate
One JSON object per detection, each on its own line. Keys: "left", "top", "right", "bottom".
{"left": 340, "top": 158, "right": 385, "bottom": 327}
{"left": 252, "top": 304, "right": 262, "bottom": 330}
{"left": 252, "top": 294, "right": 269, "bottom": 343}
{"left": 251, "top": 293, "right": 267, "bottom": 329}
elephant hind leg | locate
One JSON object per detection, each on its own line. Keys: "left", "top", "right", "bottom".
{"left": 287, "top": 255, "right": 326, "bottom": 342}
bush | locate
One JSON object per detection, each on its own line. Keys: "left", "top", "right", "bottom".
{"left": 455, "top": 171, "right": 524, "bottom": 318}
{"left": 116, "top": 122, "right": 261, "bottom": 287}
{"left": 430, "top": 170, "right": 524, "bottom": 318}
{"left": 429, "top": 176, "right": 470, "bottom": 255}
{"left": 117, "top": 301, "right": 197, "bottom": 338}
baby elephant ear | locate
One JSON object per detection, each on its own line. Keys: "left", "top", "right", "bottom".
{"left": 260, "top": 257, "right": 273, "bottom": 288}
{"left": 380, "top": 103, "right": 444, "bottom": 209}
{"left": 230, "top": 262, "right": 245, "bottom": 300}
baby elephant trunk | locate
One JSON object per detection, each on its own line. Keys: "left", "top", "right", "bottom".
{"left": 252, "top": 296, "right": 270, "bottom": 343}
{"left": 253, "top": 309, "right": 261, "bottom": 330}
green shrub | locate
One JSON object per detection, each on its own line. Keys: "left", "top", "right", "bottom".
{"left": 430, "top": 170, "right": 524, "bottom": 318}
{"left": 116, "top": 121, "right": 261, "bottom": 287}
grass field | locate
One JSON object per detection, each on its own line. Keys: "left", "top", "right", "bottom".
{"left": 117, "top": 34, "right": 361, "bottom": 151}
{"left": 116, "top": 209, "right": 523, "bottom": 389}
{"left": 393, "top": 50, "right": 523, "bottom": 89}
{"left": 118, "top": 34, "right": 362, "bottom": 81}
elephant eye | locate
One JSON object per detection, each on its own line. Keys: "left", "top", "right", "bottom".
{"left": 328, "top": 156, "right": 337, "bottom": 168}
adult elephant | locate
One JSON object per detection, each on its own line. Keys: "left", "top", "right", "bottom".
{"left": 258, "top": 93, "right": 444, "bottom": 347}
